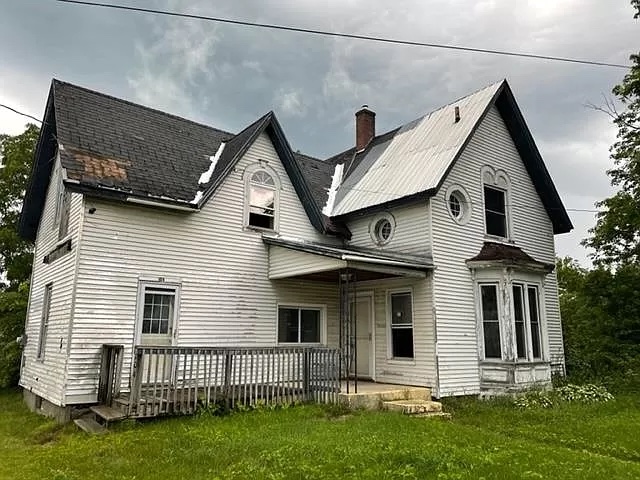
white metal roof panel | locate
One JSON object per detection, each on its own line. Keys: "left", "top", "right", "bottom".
{"left": 332, "top": 80, "right": 504, "bottom": 216}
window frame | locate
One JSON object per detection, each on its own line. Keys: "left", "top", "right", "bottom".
{"left": 483, "top": 185, "right": 508, "bottom": 238}
{"left": 244, "top": 164, "right": 280, "bottom": 232}
{"left": 369, "top": 213, "right": 396, "bottom": 246}
{"left": 479, "top": 282, "right": 502, "bottom": 360}
{"left": 135, "top": 281, "right": 181, "bottom": 345}
{"left": 444, "top": 185, "right": 472, "bottom": 225}
{"left": 276, "top": 304, "right": 326, "bottom": 345}
{"left": 36, "top": 283, "right": 53, "bottom": 361}
{"left": 510, "top": 282, "right": 544, "bottom": 362}
{"left": 386, "top": 289, "right": 415, "bottom": 361}
{"left": 481, "top": 166, "right": 512, "bottom": 240}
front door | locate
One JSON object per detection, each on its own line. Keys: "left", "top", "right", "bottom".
{"left": 351, "top": 295, "right": 373, "bottom": 379}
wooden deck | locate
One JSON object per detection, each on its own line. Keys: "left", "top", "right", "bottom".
{"left": 100, "top": 345, "right": 341, "bottom": 419}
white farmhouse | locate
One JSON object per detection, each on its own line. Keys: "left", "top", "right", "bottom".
{"left": 19, "top": 79, "right": 572, "bottom": 421}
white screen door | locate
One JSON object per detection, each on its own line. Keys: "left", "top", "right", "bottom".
{"left": 351, "top": 295, "right": 373, "bottom": 378}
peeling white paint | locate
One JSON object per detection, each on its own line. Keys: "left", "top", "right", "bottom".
{"left": 321, "top": 163, "right": 344, "bottom": 216}
{"left": 198, "top": 142, "right": 226, "bottom": 185}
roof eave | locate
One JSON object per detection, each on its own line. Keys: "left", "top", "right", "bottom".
{"left": 465, "top": 259, "right": 555, "bottom": 274}
{"left": 18, "top": 83, "right": 58, "bottom": 241}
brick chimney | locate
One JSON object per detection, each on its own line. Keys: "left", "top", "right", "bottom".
{"left": 355, "top": 105, "right": 375, "bottom": 151}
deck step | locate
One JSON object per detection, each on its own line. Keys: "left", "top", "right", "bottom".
{"left": 383, "top": 399, "right": 443, "bottom": 415}
{"left": 90, "top": 404, "right": 126, "bottom": 422}
{"left": 74, "top": 415, "right": 107, "bottom": 434}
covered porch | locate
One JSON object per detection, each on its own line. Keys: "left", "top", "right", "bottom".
{"left": 264, "top": 234, "right": 435, "bottom": 395}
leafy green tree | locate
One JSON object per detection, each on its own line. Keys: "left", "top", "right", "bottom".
{"left": 0, "top": 124, "right": 38, "bottom": 387}
{"left": 583, "top": 36, "right": 640, "bottom": 264}
{"left": 0, "top": 124, "right": 39, "bottom": 288}
{"left": 558, "top": 257, "right": 640, "bottom": 389}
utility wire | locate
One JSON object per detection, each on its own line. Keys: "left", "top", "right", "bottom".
{"left": 55, "top": 0, "right": 631, "bottom": 70}
{"left": 0, "top": 104, "right": 42, "bottom": 124}
{"left": 341, "top": 184, "right": 603, "bottom": 213}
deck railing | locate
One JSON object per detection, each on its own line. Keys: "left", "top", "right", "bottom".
{"left": 128, "top": 346, "right": 340, "bottom": 417}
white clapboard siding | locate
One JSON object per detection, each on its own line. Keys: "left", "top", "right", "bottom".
{"left": 65, "top": 133, "right": 340, "bottom": 403}
{"left": 356, "top": 275, "right": 436, "bottom": 389}
{"left": 347, "top": 203, "right": 430, "bottom": 255}
{"left": 268, "top": 245, "right": 345, "bottom": 279}
{"left": 20, "top": 155, "right": 84, "bottom": 406}
{"left": 431, "top": 106, "right": 564, "bottom": 396}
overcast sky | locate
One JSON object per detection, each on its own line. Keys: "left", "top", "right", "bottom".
{"left": 1, "top": 0, "right": 637, "bottom": 264}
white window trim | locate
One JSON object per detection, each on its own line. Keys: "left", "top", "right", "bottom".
{"left": 276, "top": 303, "right": 327, "bottom": 345}
{"left": 478, "top": 281, "right": 503, "bottom": 361}
{"left": 481, "top": 166, "right": 513, "bottom": 242}
{"left": 243, "top": 162, "right": 281, "bottom": 233}
{"left": 512, "top": 282, "right": 545, "bottom": 362}
{"left": 444, "top": 184, "right": 472, "bottom": 225}
{"left": 385, "top": 288, "right": 416, "bottom": 362}
{"left": 36, "top": 283, "right": 53, "bottom": 361}
{"left": 134, "top": 281, "right": 181, "bottom": 347}
{"left": 474, "top": 269, "right": 549, "bottom": 364}
{"left": 369, "top": 212, "right": 396, "bottom": 246}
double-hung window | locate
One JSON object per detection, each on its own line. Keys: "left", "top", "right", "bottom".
{"left": 278, "top": 307, "right": 321, "bottom": 344}
{"left": 389, "top": 292, "right": 414, "bottom": 359}
{"left": 480, "top": 284, "right": 501, "bottom": 359}
{"left": 511, "top": 284, "right": 543, "bottom": 361}
{"left": 248, "top": 170, "right": 276, "bottom": 230}
{"left": 484, "top": 186, "right": 507, "bottom": 238}
{"left": 37, "top": 284, "right": 53, "bottom": 360}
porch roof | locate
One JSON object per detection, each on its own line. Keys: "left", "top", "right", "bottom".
{"left": 263, "top": 234, "right": 433, "bottom": 281}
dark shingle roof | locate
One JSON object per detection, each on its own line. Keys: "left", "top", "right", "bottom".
{"left": 466, "top": 242, "right": 555, "bottom": 272}
{"left": 20, "top": 79, "right": 349, "bottom": 240}
{"left": 53, "top": 80, "right": 234, "bottom": 202}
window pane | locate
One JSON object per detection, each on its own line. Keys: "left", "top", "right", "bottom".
{"left": 528, "top": 287, "right": 542, "bottom": 359}
{"left": 391, "top": 293, "right": 412, "bottom": 325}
{"left": 300, "top": 309, "right": 320, "bottom": 343}
{"left": 249, "top": 212, "right": 274, "bottom": 229}
{"left": 485, "top": 211, "right": 507, "bottom": 237}
{"left": 484, "top": 186, "right": 505, "bottom": 214}
{"left": 513, "top": 285, "right": 526, "bottom": 359}
{"left": 250, "top": 185, "right": 275, "bottom": 211}
{"left": 278, "top": 308, "right": 299, "bottom": 343}
{"left": 480, "top": 285, "right": 498, "bottom": 320}
{"left": 392, "top": 328, "right": 414, "bottom": 358}
{"left": 142, "top": 290, "right": 175, "bottom": 336}
{"left": 483, "top": 322, "right": 502, "bottom": 359}
{"left": 481, "top": 285, "right": 501, "bottom": 359}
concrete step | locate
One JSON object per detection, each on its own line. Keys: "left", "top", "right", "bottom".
{"left": 74, "top": 415, "right": 107, "bottom": 434}
{"left": 90, "top": 404, "right": 126, "bottom": 423}
{"left": 339, "top": 386, "right": 431, "bottom": 409}
{"left": 383, "top": 399, "right": 443, "bottom": 415}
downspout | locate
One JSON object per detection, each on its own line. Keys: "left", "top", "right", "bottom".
{"left": 427, "top": 198, "right": 441, "bottom": 399}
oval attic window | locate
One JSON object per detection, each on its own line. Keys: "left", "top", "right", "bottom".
{"left": 448, "top": 192, "right": 462, "bottom": 220}
{"left": 374, "top": 218, "right": 393, "bottom": 244}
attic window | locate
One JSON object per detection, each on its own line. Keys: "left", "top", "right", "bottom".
{"left": 247, "top": 169, "right": 278, "bottom": 231}
{"left": 370, "top": 213, "right": 395, "bottom": 245}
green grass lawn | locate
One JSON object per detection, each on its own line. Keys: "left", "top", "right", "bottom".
{"left": 1, "top": 388, "right": 639, "bottom": 479}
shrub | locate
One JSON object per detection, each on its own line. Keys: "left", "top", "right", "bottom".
{"left": 513, "top": 383, "right": 614, "bottom": 409}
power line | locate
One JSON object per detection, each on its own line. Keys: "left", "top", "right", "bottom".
{"left": 55, "top": 0, "right": 631, "bottom": 70}
{"left": 0, "top": 104, "right": 42, "bottom": 124}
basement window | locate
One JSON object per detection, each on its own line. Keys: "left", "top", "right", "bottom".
{"left": 389, "top": 292, "right": 414, "bottom": 359}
